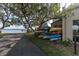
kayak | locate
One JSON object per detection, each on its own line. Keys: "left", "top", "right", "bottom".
{"left": 43, "top": 34, "right": 61, "bottom": 40}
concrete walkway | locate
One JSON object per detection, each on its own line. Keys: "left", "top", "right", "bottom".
{"left": 0, "top": 34, "right": 45, "bottom": 56}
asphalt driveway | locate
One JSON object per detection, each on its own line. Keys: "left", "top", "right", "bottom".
{"left": 0, "top": 34, "right": 45, "bottom": 56}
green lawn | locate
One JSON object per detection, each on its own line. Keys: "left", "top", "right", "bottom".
{"left": 26, "top": 33, "right": 77, "bottom": 56}
{"left": 0, "top": 32, "right": 4, "bottom": 38}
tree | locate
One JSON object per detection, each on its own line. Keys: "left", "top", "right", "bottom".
{"left": 8, "top": 3, "right": 52, "bottom": 32}
{"left": 0, "top": 4, "right": 12, "bottom": 29}
{"left": 0, "top": 3, "right": 75, "bottom": 33}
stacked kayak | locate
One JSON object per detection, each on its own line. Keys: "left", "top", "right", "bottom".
{"left": 43, "top": 34, "right": 61, "bottom": 40}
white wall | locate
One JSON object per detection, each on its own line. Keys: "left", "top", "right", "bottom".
{"left": 63, "top": 7, "right": 79, "bottom": 40}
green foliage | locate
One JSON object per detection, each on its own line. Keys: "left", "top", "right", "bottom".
{"left": 0, "top": 31, "right": 3, "bottom": 38}
{"left": 61, "top": 4, "right": 75, "bottom": 19}
{"left": 0, "top": 3, "right": 75, "bottom": 32}
{"left": 60, "top": 38, "right": 72, "bottom": 46}
{"left": 51, "top": 3, "right": 60, "bottom": 14}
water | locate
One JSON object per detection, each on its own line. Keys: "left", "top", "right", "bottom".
{"left": 1, "top": 29, "right": 27, "bottom": 33}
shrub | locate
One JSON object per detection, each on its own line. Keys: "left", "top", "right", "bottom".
{"left": 0, "top": 31, "right": 3, "bottom": 38}
{"left": 60, "top": 38, "right": 72, "bottom": 46}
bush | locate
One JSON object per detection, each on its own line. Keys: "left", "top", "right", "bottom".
{"left": 60, "top": 38, "right": 72, "bottom": 46}
{"left": 0, "top": 34, "right": 2, "bottom": 38}
{"left": 0, "top": 31, "right": 3, "bottom": 38}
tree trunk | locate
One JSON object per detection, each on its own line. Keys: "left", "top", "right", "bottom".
{"left": 21, "top": 4, "right": 35, "bottom": 33}
{"left": 23, "top": 14, "right": 35, "bottom": 33}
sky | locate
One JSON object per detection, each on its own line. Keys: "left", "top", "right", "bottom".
{"left": 0, "top": 3, "right": 72, "bottom": 29}
{"left": 60, "top": 3, "right": 72, "bottom": 11}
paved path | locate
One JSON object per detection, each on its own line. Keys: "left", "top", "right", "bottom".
{"left": 0, "top": 34, "right": 45, "bottom": 56}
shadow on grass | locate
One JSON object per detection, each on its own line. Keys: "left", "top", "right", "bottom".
{"left": 6, "top": 35, "right": 45, "bottom": 56}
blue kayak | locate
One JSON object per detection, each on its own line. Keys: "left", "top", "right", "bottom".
{"left": 45, "top": 34, "right": 61, "bottom": 40}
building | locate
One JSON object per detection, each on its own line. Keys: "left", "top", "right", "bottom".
{"left": 62, "top": 4, "right": 79, "bottom": 41}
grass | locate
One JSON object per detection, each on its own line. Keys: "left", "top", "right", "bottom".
{"left": 0, "top": 32, "right": 4, "bottom": 38}
{"left": 0, "top": 31, "right": 7, "bottom": 38}
{"left": 26, "top": 33, "right": 76, "bottom": 56}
